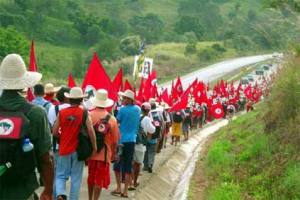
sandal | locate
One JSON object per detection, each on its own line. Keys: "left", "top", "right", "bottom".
{"left": 121, "top": 193, "right": 129, "bottom": 198}
{"left": 111, "top": 190, "right": 121, "bottom": 196}
{"left": 128, "top": 187, "right": 136, "bottom": 191}
{"left": 134, "top": 182, "right": 140, "bottom": 188}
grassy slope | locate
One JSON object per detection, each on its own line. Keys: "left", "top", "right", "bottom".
{"left": 189, "top": 57, "right": 300, "bottom": 200}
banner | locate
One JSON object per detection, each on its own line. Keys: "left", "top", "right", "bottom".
{"left": 133, "top": 55, "right": 153, "bottom": 79}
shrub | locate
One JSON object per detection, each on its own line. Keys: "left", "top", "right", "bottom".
{"left": 185, "top": 42, "right": 197, "bottom": 55}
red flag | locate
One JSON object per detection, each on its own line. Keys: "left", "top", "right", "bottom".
{"left": 209, "top": 103, "right": 224, "bottom": 119}
{"left": 29, "top": 40, "right": 37, "bottom": 72}
{"left": 161, "top": 88, "right": 172, "bottom": 106}
{"left": 244, "top": 84, "right": 252, "bottom": 99}
{"left": 170, "top": 86, "right": 191, "bottom": 112}
{"left": 124, "top": 79, "right": 133, "bottom": 91}
{"left": 174, "top": 77, "right": 183, "bottom": 96}
{"left": 136, "top": 78, "right": 145, "bottom": 102}
{"left": 27, "top": 40, "right": 37, "bottom": 102}
{"left": 68, "top": 73, "right": 76, "bottom": 88}
{"left": 142, "top": 71, "right": 156, "bottom": 101}
{"left": 82, "top": 53, "right": 117, "bottom": 101}
{"left": 112, "top": 68, "right": 123, "bottom": 92}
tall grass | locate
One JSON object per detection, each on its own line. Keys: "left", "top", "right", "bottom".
{"left": 195, "top": 55, "right": 300, "bottom": 200}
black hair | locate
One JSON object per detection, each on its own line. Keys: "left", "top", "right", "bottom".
{"left": 56, "top": 86, "right": 70, "bottom": 103}
{"left": 141, "top": 107, "right": 150, "bottom": 114}
{"left": 33, "top": 84, "right": 44, "bottom": 96}
{"left": 151, "top": 103, "right": 156, "bottom": 109}
{"left": 69, "top": 98, "right": 83, "bottom": 105}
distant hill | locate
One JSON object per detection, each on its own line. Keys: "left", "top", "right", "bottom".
{"left": 0, "top": 0, "right": 299, "bottom": 82}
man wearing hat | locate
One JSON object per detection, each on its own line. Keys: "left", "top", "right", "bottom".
{"left": 112, "top": 89, "right": 140, "bottom": 198}
{"left": 0, "top": 54, "right": 54, "bottom": 200}
{"left": 87, "top": 89, "right": 120, "bottom": 200}
{"left": 52, "top": 87, "right": 97, "bottom": 200}
{"left": 44, "top": 83, "right": 60, "bottom": 106}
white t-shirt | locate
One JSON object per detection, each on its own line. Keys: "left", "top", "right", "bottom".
{"left": 47, "top": 103, "right": 70, "bottom": 126}
{"left": 141, "top": 115, "right": 155, "bottom": 134}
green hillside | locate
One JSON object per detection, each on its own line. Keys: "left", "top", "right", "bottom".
{"left": 0, "top": 0, "right": 299, "bottom": 83}
{"left": 189, "top": 56, "right": 300, "bottom": 200}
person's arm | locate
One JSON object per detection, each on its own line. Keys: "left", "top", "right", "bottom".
{"left": 85, "top": 115, "right": 97, "bottom": 152}
{"left": 52, "top": 114, "right": 60, "bottom": 137}
{"left": 39, "top": 152, "right": 54, "bottom": 200}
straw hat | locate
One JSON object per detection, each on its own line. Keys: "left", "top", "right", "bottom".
{"left": 91, "top": 89, "right": 114, "bottom": 108}
{"left": 64, "top": 87, "right": 87, "bottom": 99}
{"left": 45, "top": 83, "right": 60, "bottom": 94}
{"left": 141, "top": 102, "right": 151, "bottom": 110}
{"left": 119, "top": 89, "right": 135, "bottom": 100}
{"left": 161, "top": 102, "right": 171, "bottom": 109}
{"left": 0, "top": 54, "right": 42, "bottom": 90}
{"left": 149, "top": 98, "right": 156, "bottom": 105}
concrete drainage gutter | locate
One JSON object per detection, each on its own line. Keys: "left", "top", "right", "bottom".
{"left": 133, "top": 120, "right": 229, "bottom": 200}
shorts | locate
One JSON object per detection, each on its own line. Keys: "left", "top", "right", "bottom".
{"left": 88, "top": 160, "right": 110, "bottom": 189}
{"left": 172, "top": 122, "right": 181, "bottom": 137}
{"left": 113, "top": 142, "right": 135, "bottom": 174}
{"left": 133, "top": 144, "right": 146, "bottom": 164}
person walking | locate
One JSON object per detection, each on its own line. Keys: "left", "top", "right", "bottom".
{"left": 88, "top": 89, "right": 120, "bottom": 200}
{"left": 32, "top": 83, "right": 53, "bottom": 113}
{"left": 52, "top": 87, "right": 97, "bottom": 200}
{"left": 0, "top": 54, "right": 54, "bottom": 200}
{"left": 112, "top": 90, "right": 141, "bottom": 198}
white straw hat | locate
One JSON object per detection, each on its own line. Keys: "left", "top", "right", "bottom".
{"left": 64, "top": 87, "right": 88, "bottom": 99}
{"left": 91, "top": 89, "right": 114, "bottom": 108}
{"left": 0, "top": 54, "right": 42, "bottom": 90}
{"left": 45, "top": 83, "right": 60, "bottom": 94}
{"left": 119, "top": 89, "right": 135, "bottom": 100}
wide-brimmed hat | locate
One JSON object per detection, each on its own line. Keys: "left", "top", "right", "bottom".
{"left": 45, "top": 83, "right": 60, "bottom": 94}
{"left": 119, "top": 89, "right": 135, "bottom": 100}
{"left": 149, "top": 98, "right": 156, "bottom": 105}
{"left": 141, "top": 102, "right": 151, "bottom": 110}
{"left": 91, "top": 89, "right": 114, "bottom": 108}
{"left": 161, "top": 102, "right": 171, "bottom": 109}
{"left": 64, "top": 87, "right": 87, "bottom": 99}
{"left": 0, "top": 54, "right": 42, "bottom": 90}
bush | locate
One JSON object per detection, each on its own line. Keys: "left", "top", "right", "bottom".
{"left": 198, "top": 47, "right": 218, "bottom": 61}
{"left": 212, "top": 43, "right": 226, "bottom": 53}
{"left": 0, "top": 27, "right": 28, "bottom": 60}
{"left": 119, "top": 35, "right": 141, "bottom": 56}
{"left": 185, "top": 42, "right": 197, "bottom": 55}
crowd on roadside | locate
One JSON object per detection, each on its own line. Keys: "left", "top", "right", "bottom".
{"left": 0, "top": 54, "right": 276, "bottom": 200}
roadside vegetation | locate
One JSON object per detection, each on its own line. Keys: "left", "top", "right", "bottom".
{"left": 189, "top": 55, "right": 300, "bottom": 200}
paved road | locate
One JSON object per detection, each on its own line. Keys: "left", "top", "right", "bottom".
{"left": 159, "top": 54, "right": 275, "bottom": 91}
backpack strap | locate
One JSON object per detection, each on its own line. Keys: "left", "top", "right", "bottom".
{"left": 43, "top": 101, "right": 50, "bottom": 108}
{"left": 55, "top": 105, "right": 59, "bottom": 116}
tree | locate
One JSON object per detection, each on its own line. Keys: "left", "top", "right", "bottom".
{"left": 0, "top": 27, "right": 28, "bottom": 60}
{"left": 119, "top": 35, "right": 141, "bottom": 56}
{"left": 129, "top": 13, "right": 165, "bottom": 43}
{"left": 174, "top": 16, "right": 204, "bottom": 40}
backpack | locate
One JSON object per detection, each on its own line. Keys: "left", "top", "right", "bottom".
{"left": 52, "top": 105, "right": 60, "bottom": 153}
{"left": 173, "top": 111, "right": 183, "bottom": 123}
{"left": 93, "top": 114, "right": 111, "bottom": 162}
{"left": 150, "top": 111, "right": 162, "bottom": 139}
{"left": 136, "top": 116, "right": 147, "bottom": 145}
{"left": 0, "top": 104, "right": 37, "bottom": 185}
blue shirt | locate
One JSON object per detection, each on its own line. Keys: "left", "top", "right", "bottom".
{"left": 32, "top": 96, "right": 52, "bottom": 113}
{"left": 117, "top": 104, "right": 141, "bottom": 143}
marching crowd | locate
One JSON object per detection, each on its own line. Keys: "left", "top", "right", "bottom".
{"left": 0, "top": 54, "right": 274, "bottom": 200}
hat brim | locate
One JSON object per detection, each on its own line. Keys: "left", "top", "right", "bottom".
{"left": 0, "top": 71, "right": 42, "bottom": 90}
{"left": 90, "top": 97, "right": 114, "bottom": 108}
{"left": 64, "top": 92, "right": 88, "bottom": 99}
{"left": 45, "top": 86, "right": 61, "bottom": 94}
{"left": 119, "top": 92, "right": 135, "bottom": 101}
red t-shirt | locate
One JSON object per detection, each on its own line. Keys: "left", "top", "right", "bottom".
{"left": 59, "top": 106, "right": 84, "bottom": 156}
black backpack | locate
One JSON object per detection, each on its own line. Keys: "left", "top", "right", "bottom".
{"left": 93, "top": 114, "right": 111, "bottom": 162}
{"left": 173, "top": 111, "right": 183, "bottom": 123}
{"left": 150, "top": 111, "right": 162, "bottom": 139}
{"left": 136, "top": 116, "right": 147, "bottom": 145}
{"left": 0, "top": 104, "right": 37, "bottom": 185}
